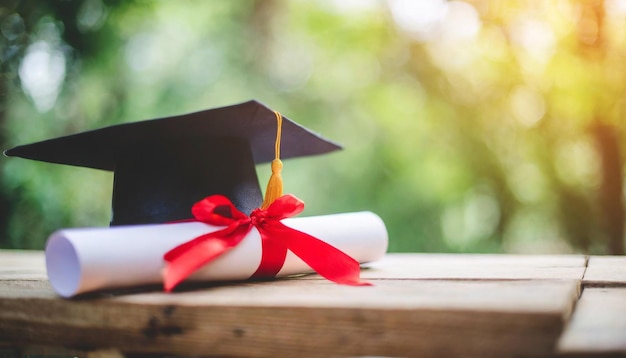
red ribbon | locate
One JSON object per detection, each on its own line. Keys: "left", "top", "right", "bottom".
{"left": 163, "top": 194, "right": 369, "bottom": 291}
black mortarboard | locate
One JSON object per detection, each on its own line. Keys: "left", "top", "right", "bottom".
{"left": 4, "top": 100, "right": 341, "bottom": 226}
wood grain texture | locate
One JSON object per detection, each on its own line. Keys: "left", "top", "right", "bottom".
{"left": 0, "top": 249, "right": 46, "bottom": 280}
{"left": 583, "top": 256, "right": 626, "bottom": 287}
{"left": 0, "top": 280, "right": 578, "bottom": 357}
{"left": 0, "top": 250, "right": 582, "bottom": 358}
{"left": 357, "top": 253, "right": 587, "bottom": 280}
{"left": 558, "top": 288, "right": 626, "bottom": 354}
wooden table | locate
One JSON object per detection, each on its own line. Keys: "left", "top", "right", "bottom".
{"left": 0, "top": 250, "right": 625, "bottom": 357}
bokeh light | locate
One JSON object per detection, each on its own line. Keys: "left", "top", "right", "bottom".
{"left": 1, "top": 0, "right": 624, "bottom": 255}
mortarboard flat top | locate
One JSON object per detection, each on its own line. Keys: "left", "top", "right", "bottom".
{"left": 5, "top": 100, "right": 340, "bottom": 169}
{"left": 4, "top": 100, "right": 341, "bottom": 226}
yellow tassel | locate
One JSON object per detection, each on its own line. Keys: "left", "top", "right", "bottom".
{"left": 261, "top": 111, "right": 284, "bottom": 209}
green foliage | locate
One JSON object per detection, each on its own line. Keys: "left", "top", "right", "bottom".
{"left": 1, "top": 0, "right": 625, "bottom": 254}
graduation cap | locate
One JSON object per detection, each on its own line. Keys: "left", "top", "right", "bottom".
{"left": 4, "top": 100, "right": 341, "bottom": 226}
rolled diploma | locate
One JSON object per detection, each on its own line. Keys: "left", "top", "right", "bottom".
{"left": 45, "top": 211, "right": 388, "bottom": 297}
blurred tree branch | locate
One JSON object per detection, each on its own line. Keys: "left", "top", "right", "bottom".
{"left": 577, "top": 0, "right": 624, "bottom": 254}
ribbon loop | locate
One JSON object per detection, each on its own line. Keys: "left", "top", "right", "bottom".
{"left": 191, "top": 195, "right": 249, "bottom": 225}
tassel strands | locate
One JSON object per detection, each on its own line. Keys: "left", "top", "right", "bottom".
{"left": 261, "top": 111, "right": 284, "bottom": 210}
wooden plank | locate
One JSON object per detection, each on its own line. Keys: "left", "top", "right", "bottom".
{"left": 0, "top": 278, "right": 579, "bottom": 358}
{"left": 583, "top": 256, "right": 626, "bottom": 287}
{"left": 0, "top": 250, "right": 586, "bottom": 356}
{"left": 356, "top": 253, "right": 587, "bottom": 280}
{"left": 558, "top": 288, "right": 626, "bottom": 355}
{"left": 0, "top": 250, "right": 47, "bottom": 281}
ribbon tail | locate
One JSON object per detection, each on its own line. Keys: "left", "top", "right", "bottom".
{"left": 272, "top": 222, "right": 371, "bottom": 286}
{"left": 163, "top": 224, "right": 251, "bottom": 292}
{"left": 163, "top": 235, "right": 229, "bottom": 292}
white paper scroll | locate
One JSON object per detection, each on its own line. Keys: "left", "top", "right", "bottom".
{"left": 45, "top": 211, "right": 388, "bottom": 297}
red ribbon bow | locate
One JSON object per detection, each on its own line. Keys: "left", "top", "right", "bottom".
{"left": 163, "top": 194, "right": 369, "bottom": 291}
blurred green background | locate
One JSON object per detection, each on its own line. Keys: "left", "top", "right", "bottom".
{"left": 1, "top": 0, "right": 625, "bottom": 254}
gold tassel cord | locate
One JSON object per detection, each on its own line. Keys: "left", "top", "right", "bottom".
{"left": 260, "top": 111, "right": 284, "bottom": 210}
